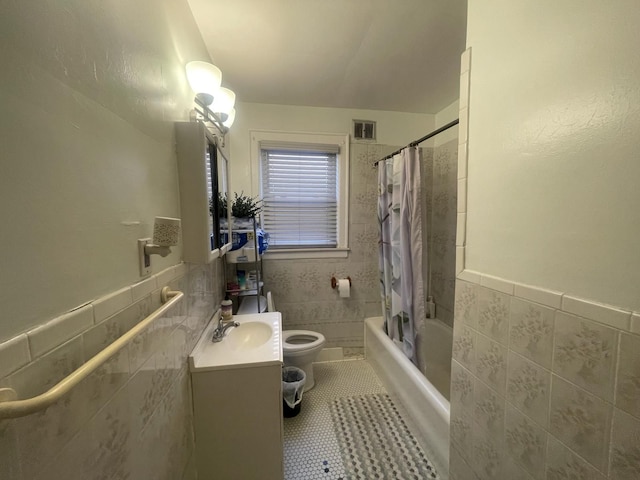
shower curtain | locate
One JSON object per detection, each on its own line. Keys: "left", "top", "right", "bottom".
{"left": 378, "top": 146, "right": 425, "bottom": 366}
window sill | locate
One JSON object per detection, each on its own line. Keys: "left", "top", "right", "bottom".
{"left": 263, "top": 248, "right": 349, "bottom": 260}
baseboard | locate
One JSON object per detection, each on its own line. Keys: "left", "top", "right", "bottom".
{"left": 315, "top": 347, "right": 344, "bottom": 362}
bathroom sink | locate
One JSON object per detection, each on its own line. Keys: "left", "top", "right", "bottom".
{"left": 189, "top": 312, "right": 282, "bottom": 372}
{"left": 226, "top": 321, "right": 272, "bottom": 350}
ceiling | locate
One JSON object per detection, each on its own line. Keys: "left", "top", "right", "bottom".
{"left": 187, "top": 0, "right": 467, "bottom": 114}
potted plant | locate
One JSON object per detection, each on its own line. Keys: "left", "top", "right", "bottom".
{"left": 212, "top": 192, "right": 262, "bottom": 229}
{"left": 230, "top": 192, "right": 262, "bottom": 219}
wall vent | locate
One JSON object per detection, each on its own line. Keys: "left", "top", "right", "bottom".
{"left": 353, "top": 120, "right": 376, "bottom": 141}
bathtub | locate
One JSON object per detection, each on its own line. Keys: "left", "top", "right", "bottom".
{"left": 365, "top": 316, "right": 450, "bottom": 478}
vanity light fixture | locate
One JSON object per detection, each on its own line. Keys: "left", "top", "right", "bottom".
{"left": 223, "top": 108, "right": 236, "bottom": 128}
{"left": 138, "top": 217, "right": 181, "bottom": 276}
{"left": 186, "top": 61, "right": 237, "bottom": 144}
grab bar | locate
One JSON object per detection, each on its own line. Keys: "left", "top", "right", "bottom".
{"left": 0, "top": 287, "right": 183, "bottom": 419}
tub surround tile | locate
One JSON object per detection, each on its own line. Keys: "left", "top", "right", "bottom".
{"left": 456, "top": 247, "right": 465, "bottom": 274}
{"left": 449, "top": 444, "right": 476, "bottom": 480}
{"left": 562, "top": 295, "right": 631, "bottom": 331}
{"left": 513, "top": 283, "right": 562, "bottom": 309}
{"left": 459, "top": 70, "right": 470, "bottom": 110}
{"left": 545, "top": 435, "right": 605, "bottom": 480}
{"left": 471, "top": 423, "right": 504, "bottom": 480}
{"left": 457, "top": 142, "right": 468, "bottom": 180}
{"left": 507, "top": 351, "right": 550, "bottom": 428}
{"left": 457, "top": 178, "right": 467, "bottom": 213}
{"left": 549, "top": 375, "right": 612, "bottom": 472}
{"left": 456, "top": 213, "right": 466, "bottom": 246}
{"left": 450, "top": 266, "right": 640, "bottom": 479}
{"left": 0, "top": 334, "right": 31, "bottom": 379}
{"left": 503, "top": 456, "right": 536, "bottom": 480}
{"left": 457, "top": 269, "right": 481, "bottom": 284}
{"left": 461, "top": 47, "right": 471, "bottom": 73}
{"left": 552, "top": 311, "right": 617, "bottom": 402}
{"left": 473, "top": 378, "right": 505, "bottom": 437}
{"left": 477, "top": 286, "right": 510, "bottom": 345}
{"left": 615, "top": 332, "right": 640, "bottom": 419}
{"left": 451, "top": 404, "right": 474, "bottom": 462}
{"left": 454, "top": 280, "right": 478, "bottom": 328}
{"left": 480, "top": 274, "right": 514, "bottom": 295}
{"left": 92, "top": 286, "right": 133, "bottom": 324}
{"left": 453, "top": 323, "right": 476, "bottom": 372}
{"left": 451, "top": 360, "right": 475, "bottom": 411}
{"left": 609, "top": 408, "right": 640, "bottom": 480}
{"left": 504, "top": 404, "right": 547, "bottom": 480}
{"left": 458, "top": 108, "right": 468, "bottom": 145}
{"left": 27, "top": 304, "right": 94, "bottom": 359}
{"left": 475, "top": 333, "right": 507, "bottom": 393}
{"left": 509, "top": 297, "right": 555, "bottom": 369}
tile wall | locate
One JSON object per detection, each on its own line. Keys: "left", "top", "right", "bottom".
{"left": 450, "top": 272, "right": 640, "bottom": 480}
{"left": 428, "top": 139, "right": 458, "bottom": 327}
{"left": 262, "top": 142, "right": 399, "bottom": 350}
{"left": 0, "top": 260, "right": 224, "bottom": 480}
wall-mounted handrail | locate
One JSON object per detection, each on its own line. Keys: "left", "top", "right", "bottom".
{"left": 0, "top": 287, "right": 184, "bottom": 420}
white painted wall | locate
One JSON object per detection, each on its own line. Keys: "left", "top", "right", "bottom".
{"left": 433, "top": 100, "right": 460, "bottom": 146}
{"left": 465, "top": 1, "right": 640, "bottom": 311}
{"left": 227, "top": 102, "right": 435, "bottom": 194}
{"left": 0, "top": 1, "right": 210, "bottom": 341}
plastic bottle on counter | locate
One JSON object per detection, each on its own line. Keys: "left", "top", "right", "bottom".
{"left": 221, "top": 299, "right": 233, "bottom": 322}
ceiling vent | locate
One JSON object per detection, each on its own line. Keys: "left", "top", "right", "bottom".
{"left": 353, "top": 120, "right": 376, "bottom": 141}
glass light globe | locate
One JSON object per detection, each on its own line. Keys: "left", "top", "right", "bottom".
{"left": 223, "top": 108, "right": 236, "bottom": 128}
{"left": 185, "top": 61, "right": 222, "bottom": 105}
{"left": 211, "top": 87, "right": 236, "bottom": 118}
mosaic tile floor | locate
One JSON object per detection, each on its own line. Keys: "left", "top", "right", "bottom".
{"left": 283, "top": 360, "right": 439, "bottom": 480}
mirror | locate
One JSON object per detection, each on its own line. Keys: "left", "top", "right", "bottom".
{"left": 176, "top": 121, "right": 231, "bottom": 264}
{"left": 214, "top": 144, "right": 231, "bottom": 254}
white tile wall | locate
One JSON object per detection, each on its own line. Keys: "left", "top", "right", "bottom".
{"left": 27, "top": 304, "right": 94, "bottom": 359}
{"left": 450, "top": 275, "right": 640, "bottom": 480}
{"left": 0, "top": 261, "right": 223, "bottom": 480}
{"left": 0, "top": 334, "right": 31, "bottom": 380}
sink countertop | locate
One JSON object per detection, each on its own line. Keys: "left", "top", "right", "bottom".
{"left": 189, "top": 311, "right": 282, "bottom": 372}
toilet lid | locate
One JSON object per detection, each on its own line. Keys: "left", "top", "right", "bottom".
{"left": 282, "top": 330, "right": 326, "bottom": 352}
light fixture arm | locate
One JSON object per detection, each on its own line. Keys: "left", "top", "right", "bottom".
{"left": 193, "top": 97, "right": 229, "bottom": 141}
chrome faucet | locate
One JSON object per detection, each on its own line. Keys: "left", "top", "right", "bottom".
{"left": 212, "top": 318, "right": 240, "bottom": 342}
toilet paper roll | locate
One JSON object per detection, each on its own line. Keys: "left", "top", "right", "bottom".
{"left": 338, "top": 278, "right": 351, "bottom": 298}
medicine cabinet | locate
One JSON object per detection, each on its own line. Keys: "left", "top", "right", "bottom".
{"left": 176, "top": 121, "right": 232, "bottom": 264}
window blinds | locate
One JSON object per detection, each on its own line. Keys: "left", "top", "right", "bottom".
{"left": 261, "top": 148, "right": 339, "bottom": 248}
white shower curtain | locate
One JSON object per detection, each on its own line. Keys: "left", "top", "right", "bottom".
{"left": 378, "top": 147, "right": 425, "bottom": 365}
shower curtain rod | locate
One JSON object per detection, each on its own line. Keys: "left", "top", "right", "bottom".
{"left": 372, "top": 118, "right": 459, "bottom": 166}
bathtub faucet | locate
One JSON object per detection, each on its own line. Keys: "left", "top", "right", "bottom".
{"left": 212, "top": 318, "right": 240, "bottom": 342}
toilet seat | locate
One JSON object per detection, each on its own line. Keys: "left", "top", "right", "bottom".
{"left": 282, "top": 330, "right": 326, "bottom": 356}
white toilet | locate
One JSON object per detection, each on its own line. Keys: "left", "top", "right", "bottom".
{"left": 268, "top": 292, "right": 326, "bottom": 392}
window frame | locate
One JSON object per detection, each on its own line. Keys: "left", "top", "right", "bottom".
{"left": 251, "top": 130, "right": 350, "bottom": 259}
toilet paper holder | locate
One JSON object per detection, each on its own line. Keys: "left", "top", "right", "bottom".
{"left": 331, "top": 276, "right": 351, "bottom": 289}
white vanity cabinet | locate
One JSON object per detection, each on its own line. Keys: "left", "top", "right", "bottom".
{"left": 189, "top": 313, "right": 284, "bottom": 480}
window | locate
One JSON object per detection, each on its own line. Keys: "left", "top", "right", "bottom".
{"left": 251, "top": 131, "right": 349, "bottom": 259}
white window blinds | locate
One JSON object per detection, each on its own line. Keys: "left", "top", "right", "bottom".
{"left": 261, "top": 146, "right": 339, "bottom": 248}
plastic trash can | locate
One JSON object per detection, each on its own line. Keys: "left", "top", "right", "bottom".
{"left": 282, "top": 366, "right": 306, "bottom": 418}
